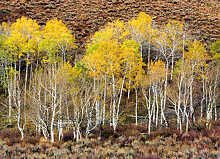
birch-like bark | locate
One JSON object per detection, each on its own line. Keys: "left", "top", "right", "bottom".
{"left": 135, "top": 88, "right": 138, "bottom": 125}
{"left": 177, "top": 74, "right": 183, "bottom": 133}
{"left": 103, "top": 74, "right": 107, "bottom": 125}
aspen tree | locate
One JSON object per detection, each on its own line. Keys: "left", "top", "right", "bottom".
{"left": 1, "top": 17, "right": 41, "bottom": 139}
{"left": 37, "top": 19, "right": 76, "bottom": 142}
{"left": 0, "top": 22, "right": 12, "bottom": 122}
{"left": 165, "top": 20, "right": 184, "bottom": 80}
{"left": 60, "top": 62, "right": 95, "bottom": 141}
{"left": 141, "top": 60, "right": 166, "bottom": 134}
{"left": 201, "top": 41, "right": 220, "bottom": 121}
{"left": 40, "top": 18, "right": 76, "bottom": 63}
{"left": 174, "top": 41, "right": 209, "bottom": 132}
{"left": 127, "top": 12, "right": 152, "bottom": 60}
{"left": 10, "top": 17, "right": 40, "bottom": 106}
{"left": 83, "top": 20, "right": 145, "bottom": 131}
{"left": 29, "top": 63, "right": 71, "bottom": 142}
{"left": 127, "top": 12, "right": 153, "bottom": 100}
{"left": 153, "top": 29, "right": 172, "bottom": 126}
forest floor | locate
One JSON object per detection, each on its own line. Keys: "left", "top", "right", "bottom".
{"left": 0, "top": 120, "right": 220, "bottom": 159}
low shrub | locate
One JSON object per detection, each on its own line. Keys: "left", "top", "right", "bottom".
{"left": 63, "top": 130, "right": 75, "bottom": 142}
{"left": 40, "top": 143, "right": 49, "bottom": 152}
{"left": 0, "top": 128, "right": 20, "bottom": 139}
{"left": 23, "top": 136, "right": 40, "bottom": 145}
{"left": 141, "top": 155, "right": 161, "bottom": 159}
{"left": 52, "top": 141, "right": 62, "bottom": 148}
{"left": 6, "top": 137, "right": 21, "bottom": 146}
{"left": 65, "top": 141, "right": 74, "bottom": 151}
{"left": 101, "top": 126, "right": 114, "bottom": 139}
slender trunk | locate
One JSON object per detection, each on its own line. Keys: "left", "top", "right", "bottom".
{"left": 14, "top": 84, "right": 25, "bottom": 139}
{"left": 177, "top": 74, "right": 183, "bottom": 133}
{"left": 135, "top": 88, "right": 138, "bottom": 125}
{"left": 170, "top": 44, "right": 176, "bottom": 80}
{"left": 214, "top": 70, "right": 218, "bottom": 121}
{"left": 50, "top": 65, "right": 57, "bottom": 143}
{"left": 112, "top": 75, "right": 117, "bottom": 131}
{"left": 51, "top": 102, "right": 56, "bottom": 143}
{"left": 96, "top": 100, "right": 100, "bottom": 126}
{"left": 148, "top": 40, "right": 151, "bottom": 67}
{"left": 58, "top": 94, "right": 63, "bottom": 141}
{"left": 155, "top": 85, "right": 159, "bottom": 128}
{"left": 24, "top": 58, "right": 28, "bottom": 107}
{"left": 148, "top": 88, "right": 152, "bottom": 134}
{"left": 189, "top": 79, "right": 194, "bottom": 122}
{"left": 109, "top": 92, "right": 112, "bottom": 127}
{"left": 116, "top": 76, "right": 125, "bottom": 129}
{"left": 185, "top": 113, "right": 189, "bottom": 133}
{"left": 201, "top": 78, "right": 205, "bottom": 118}
{"left": 162, "top": 60, "right": 169, "bottom": 126}
{"left": 8, "top": 80, "right": 12, "bottom": 123}
{"left": 103, "top": 74, "right": 107, "bottom": 125}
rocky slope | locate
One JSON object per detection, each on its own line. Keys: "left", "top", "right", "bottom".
{"left": 0, "top": 0, "right": 219, "bottom": 49}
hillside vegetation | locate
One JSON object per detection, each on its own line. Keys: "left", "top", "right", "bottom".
{"left": 0, "top": 1, "right": 220, "bottom": 158}
{"left": 0, "top": 0, "right": 219, "bottom": 48}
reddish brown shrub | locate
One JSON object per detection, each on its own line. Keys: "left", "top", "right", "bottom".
{"left": 63, "top": 130, "right": 75, "bottom": 142}
{"left": 40, "top": 143, "right": 48, "bottom": 152}
{"left": 6, "top": 137, "right": 21, "bottom": 146}
{"left": 177, "top": 130, "right": 200, "bottom": 142}
{"left": 140, "top": 155, "right": 161, "bottom": 159}
{"left": 117, "top": 124, "right": 145, "bottom": 137}
{"left": 23, "top": 136, "right": 39, "bottom": 145}
{"left": 149, "top": 128, "right": 177, "bottom": 139}
{"left": 0, "top": 128, "right": 20, "bottom": 139}
{"left": 52, "top": 141, "right": 62, "bottom": 148}
{"left": 212, "top": 120, "right": 220, "bottom": 127}
{"left": 123, "top": 128, "right": 140, "bottom": 137}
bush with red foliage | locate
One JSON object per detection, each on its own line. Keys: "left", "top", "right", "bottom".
{"left": 62, "top": 130, "right": 75, "bottom": 142}
{"left": 23, "top": 136, "right": 39, "bottom": 145}
{"left": 6, "top": 137, "right": 20, "bottom": 146}
{"left": 0, "top": 128, "right": 20, "bottom": 139}
{"left": 140, "top": 155, "right": 161, "bottom": 159}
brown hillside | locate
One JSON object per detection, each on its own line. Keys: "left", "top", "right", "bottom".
{"left": 0, "top": 0, "right": 219, "bottom": 49}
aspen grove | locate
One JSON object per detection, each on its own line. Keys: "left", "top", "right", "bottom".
{"left": 0, "top": 13, "right": 219, "bottom": 142}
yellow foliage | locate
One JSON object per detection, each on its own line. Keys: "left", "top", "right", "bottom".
{"left": 165, "top": 20, "right": 184, "bottom": 49}
{"left": 39, "top": 18, "right": 76, "bottom": 64}
{"left": 128, "top": 12, "right": 152, "bottom": 43}
{"left": 3, "top": 16, "right": 41, "bottom": 62}
{"left": 40, "top": 137, "right": 47, "bottom": 143}
{"left": 83, "top": 20, "right": 146, "bottom": 90}
{"left": 41, "top": 18, "right": 75, "bottom": 46}
{"left": 174, "top": 40, "right": 210, "bottom": 79}
{"left": 148, "top": 60, "right": 166, "bottom": 83}
{"left": 185, "top": 41, "right": 210, "bottom": 66}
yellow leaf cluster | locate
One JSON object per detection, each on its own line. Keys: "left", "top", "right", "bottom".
{"left": 174, "top": 40, "right": 210, "bottom": 78}
{"left": 9, "top": 17, "right": 40, "bottom": 55}
{"left": 83, "top": 19, "right": 146, "bottom": 90}
{"left": 39, "top": 18, "right": 76, "bottom": 61}
{"left": 185, "top": 41, "right": 210, "bottom": 66}
{"left": 148, "top": 60, "right": 166, "bottom": 83}
{"left": 165, "top": 20, "right": 184, "bottom": 49}
{"left": 41, "top": 19, "right": 76, "bottom": 48}
{"left": 128, "top": 12, "right": 152, "bottom": 43}
{"left": 2, "top": 17, "right": 76, "bottom": 65}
